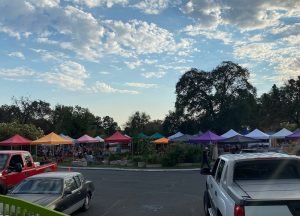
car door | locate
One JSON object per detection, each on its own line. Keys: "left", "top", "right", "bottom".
{"left": 57, "top": 176, "right": 81, "bottom": 214}
{"left": 74, "top": 175, "right": 85, "bottom": 202}
{"left": 209, "top": 159, "right": 226, "bottom": 216}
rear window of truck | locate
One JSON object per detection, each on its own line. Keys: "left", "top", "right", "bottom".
{"left": 0, "top": 154, "right": 8, "bottom": 170}
{"left": 234, "top": 159, "right": 300, "bottom": 180}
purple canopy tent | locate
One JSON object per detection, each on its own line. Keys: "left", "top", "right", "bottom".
{"left": 286, "top": 131, "right": 300, "bottom": 140}
{"left": 190, "top": 131, "right": 224, "bottom": 144}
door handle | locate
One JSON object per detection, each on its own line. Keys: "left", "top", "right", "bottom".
{"left": 215, "top": 191, "right": 217, "bottom": 196}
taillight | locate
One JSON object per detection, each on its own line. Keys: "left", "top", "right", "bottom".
{"left": 234, "top": 204, "right": 245, "bottom": 216}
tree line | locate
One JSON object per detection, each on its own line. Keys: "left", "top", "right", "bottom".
{"left": 0, "top": 61, "right": 299, "bottom": 140}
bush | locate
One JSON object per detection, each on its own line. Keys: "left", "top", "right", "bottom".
{"left": 146, "top": 154, "right": 161, "bottom": 164}
{"left": 108, "top": 153, "right": 122, "bottom": 161}
{"left": 131, "top": 155, "right": 144, "bottom": 163}
{"left": 184, "top": 146, "right": 202, "bottom": 163}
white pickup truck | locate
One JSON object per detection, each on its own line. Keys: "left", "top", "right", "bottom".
{"left": 201, "top": 153, "right": 300, "bottom": 216}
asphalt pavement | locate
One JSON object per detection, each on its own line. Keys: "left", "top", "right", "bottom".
{"left": 66, "top": 169, "right": 206, "bottom": 216}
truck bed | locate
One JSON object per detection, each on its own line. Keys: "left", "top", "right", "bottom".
{"left": 235, "top": 179, "right": 300, "bottom": 200}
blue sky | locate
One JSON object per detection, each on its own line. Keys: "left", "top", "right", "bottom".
{"left": 0, "top": 0, "right": 299, "bottom": 126}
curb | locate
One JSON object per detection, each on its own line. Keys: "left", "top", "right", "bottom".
{"left": 59, "top": 166, "right": 200, "bottom": 172}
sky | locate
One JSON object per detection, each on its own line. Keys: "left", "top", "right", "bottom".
{"left": 0, "top": 0, "right": 299, "bottom": 126}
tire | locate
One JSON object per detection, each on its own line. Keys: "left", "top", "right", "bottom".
{"left": 81, "top": 193, "right": 91, "bottom": 211}
{"left": 203, "top": 190, "right": 211, "bottom": 216}
{"left": 0, "top": 183, "right": 7, "bottom": 195}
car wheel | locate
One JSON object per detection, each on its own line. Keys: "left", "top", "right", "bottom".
{"left": 82, "top": 193, "right": 91, "bottom": 211}
{"left": 203, "top": 190, "right": 211, "bottom": 216}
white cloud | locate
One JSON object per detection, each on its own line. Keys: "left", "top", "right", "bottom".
{"left": 30, "top": 48, "right": 68, "bottom": 62}
{"left": 98, "top": 71, "right": 110, "bottom": 75}
{"left": 0, "top": 67, "right": 35, "bottom": 78}
{"left": 125, "top": 82, "right": 158, "bottom": 88}
{"left": 103, "top": 20, "right": 193, "bottom": 57}
{"left": 91, "top": 81, "right": 139, "bottom": 94}
{"left": 41, "top": 61, "right": 89, "bottom": 91}
{"left": 141, "top": 71, "right": 166, "bottom": 78}
{"left": 8, "top": 52, "right": 25, "bottom": 60}
{"left": 74, "top": 0, "right": 128, "bottom": 8}
{"left": 125, "top": 58, "right": 158, "bottom": 69}
{"left": 133, "top": 0, "right": 171, "bottom": 14}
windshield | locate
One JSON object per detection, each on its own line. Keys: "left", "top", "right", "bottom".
{"left": 234, "top": 159, "right": 300, "bottom": 180}
{"left": 12, "top": 178, "right": 63, "bottom": 194}
{"left": 0, "top": 154, "right": 8, "bottom": 170}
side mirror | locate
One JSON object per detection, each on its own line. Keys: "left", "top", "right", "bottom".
{"left": 15, "top": 163, "right": 23, "bottom": 172}
{"left": 200, "top": 168, "right": 212, "bottom": 175}
{"left": 63, "top": 190, "right": 72, "bottom": 196}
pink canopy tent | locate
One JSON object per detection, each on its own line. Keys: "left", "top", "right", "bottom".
{"left": 105, "top": 132, "right": 131, "bottom": 143}
{"left": 0, "top": 134, "right": 32, "bottom": 150}
{"left": 76, "top": 134, "right": 99, "bottom": 143}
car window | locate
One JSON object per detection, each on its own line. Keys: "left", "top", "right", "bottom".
{"left": 9, "top": 155, "right": 24, "bottom": 168}
{"left": 78, "top": 173, "right": 85, "bottom": 183}
{"left": 211, "top": 159, "right": 220, "bottom": 176}
{"left": 221, "top": 165, "right": 228, "bottom": 188}
{"left": 12, "top": 178, "right": 63, "bottom": 194}
{"left": 65, "top": 177, "right": 79, "bottom": 191}
{"left": 215, "top": 160, "right": 225, "bottom": 183}
{"left": 0, "top": 154, "right": 8, "bottom": 170}
{"left": 74, "top": 176, "right": 81, "bottom": 188}
{"left": 23, "top": 154, "right": 33, "bottom": 167}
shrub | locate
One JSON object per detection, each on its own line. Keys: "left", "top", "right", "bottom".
{"left": 146, "top": 154, "right": 161, "bottom": 164}
{"left": 131, "top": 155, "right": 144, "bottom": 163}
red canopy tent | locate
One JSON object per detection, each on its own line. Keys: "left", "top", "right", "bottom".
{"left": 0, "top": 134, "right": 32, "bottom": 150}
{"left": 105, "top": 132, "right": 132, "bottom": 143}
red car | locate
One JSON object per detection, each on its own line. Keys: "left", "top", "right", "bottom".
{"left": 0, "top": 150, "right": 57, "bottom": 194}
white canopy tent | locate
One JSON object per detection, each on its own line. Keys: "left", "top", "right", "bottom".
{"left": 168, "top": 132, "right": 184, "bottom": 140}
{"left": 221, "top": 129, "right": 241, "bottom": 138}
{"left": 270, "top": 128, "right": 293, "bottom": 139}
{"left": 245, "top": 129, "right": 270, "bottom": 140}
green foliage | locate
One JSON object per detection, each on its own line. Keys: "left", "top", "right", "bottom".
{"left": 131, "top": 155, "right": 144, "bottom": 163}
{"left": 145, "top": 154, "right": 161, "bottom": 164}
{"left": 0, "top": 122, "right": 43, "bottom": 140}
{"left": 133, "top": 139, "right": 155, "bottom": 155}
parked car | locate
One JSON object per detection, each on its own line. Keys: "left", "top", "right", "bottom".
{"left": 8, "top": 172, "right": 95, "bottom": 215}
{"left": 0, "top": 150, "right": 57, "bottom": 194}
{"left": 201, "top": 153, "right": 300, "bottom": 216}
{"left": 239, "top": 148, "right": 288, "bottom": 154}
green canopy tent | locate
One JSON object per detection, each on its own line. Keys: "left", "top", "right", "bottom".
{"left": 149, "top": 132, "right": 164, "bottom": 140}
{"left": 134, "top": 133, "right": 149, "bottom": 139}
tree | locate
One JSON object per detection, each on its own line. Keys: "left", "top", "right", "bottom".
{"left": 281, "top": 76, "right": 300, "bottom": 126}
{"left": 0, "top": 122, "right": 43, "bottom": 141}
{"left": 175, "top": 61, "right": 257, "bottom": 132}
{"left": 144, "top": 120, "right": 163, "bottom": 135}
{"left": 102, "top": 116, "right": 118, "bottom": 136}
{"left": 124, "top": 111, "right": 150, "bottom": 136}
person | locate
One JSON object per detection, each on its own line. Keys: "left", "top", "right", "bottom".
{"left": 201, "top": 146, "right": 210, "bottom": 169}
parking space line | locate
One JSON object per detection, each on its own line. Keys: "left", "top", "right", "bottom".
{"left": 101, "top": 199, "right": 123, "bottom": 216}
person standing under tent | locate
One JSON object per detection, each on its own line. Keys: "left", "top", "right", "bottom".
{"left": 201, "top": 146, "right": 210, "bottom": 169}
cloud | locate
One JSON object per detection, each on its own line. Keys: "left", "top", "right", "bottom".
{"left": 141, "top": 71, "right": 166, "bottom": 78}
{"left": 74, "top": 0, "right": 128, "bottom": 8}
{"left": 8, "top": 52, "right": 25, "bottom": 60}
{"left": 41, "top": 61, "right": 89, "bottom": 91}
{"left": 0, "top": 67, "right": 35, "bottom": 78}
{"left": 125, "top": 82, "right": 158, "bottom": 88}
{"left": 30, "top": 48, "right": 68, "bottom": 62}
{"left": 133, "top": 0, "right": 171, "bottom": 14}
{"left": 0, "top": 1, "right": 105, "bottom": 61}
{"left": 91, "top": 81, "right": 139, "bottom": 94}
{"left": 98, "top": 71, "right": 110, "bottom": 75}
{"left": 124, "top": 58, "right": 158, "bottom": 69}
{"left": 103, "top": 20, "right": 193, "bottom": 57}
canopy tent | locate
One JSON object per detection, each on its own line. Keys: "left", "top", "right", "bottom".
{"left": 286, "top": 131, "right": 300, "bottom": 140}
{"left": 149, "top": 132, "right": 164, "bottom": 140}
{"left": 190, "top": 131, "right": 224, "bottom": 143}
{"left": 245, "top": 129, "right": 269, "bottom": 140}
{"left": 134, "top": 132, "right": 149, "bottom": 139}
{"left": 32, "top": 132, "right": 73, "bottom": 145}
{"left": 152, "top": 137, "right": 169, "bottom": 145}
{"left": 95, "top": 136, "right": 104, "bottom": 142}
{"left": 105, "top": 131, "right": 132, "bottom": 143}
{"left": 0, "top": 134, "right": 32, "bottom": 148}
{"left": 294, "top": 128, "right": 300, "bottom": 133}
{"left": 60, "top": 134, "right": 75, "bottom": 142}
{"left": 270, "top": 128, "right": 293, "bottom": 139}
{"left": 168, "top": 132, "right": 184, "bottom": 140}
{"left": 171, "top": 134, "right": 194, "bottom": 142}
{"left": 77, "top": 134, "right": 99, "bottom": 143}
{"left": 221, "top": 129, "right": 241, "bottom": 138}
{"left": 220, "top": 135, "right": 262, "bottom": 144}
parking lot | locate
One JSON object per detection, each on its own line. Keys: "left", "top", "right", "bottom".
{"left": 69, "top": 169, "right": 206, "bottom": 216}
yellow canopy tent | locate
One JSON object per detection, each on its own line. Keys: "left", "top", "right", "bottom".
{"left": 152, "top": 137, "right": 169, "bottom": 144}
{"left": 31, "top": 132, "right": 73, "bottom": 161}
{"left": 32, "top": 132, "right": 73, "bottom": 145}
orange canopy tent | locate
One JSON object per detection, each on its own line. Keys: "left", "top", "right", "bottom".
{"left": 32, "top": 132, "right": 73, "bottom": 145}
{"left": 152, "top": 137, "right": 169, "bottom": 144}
